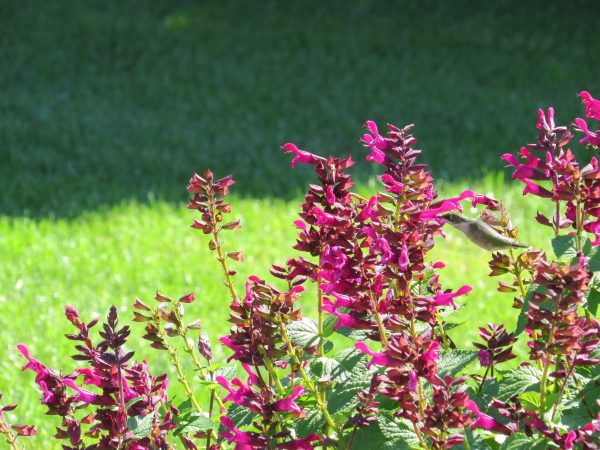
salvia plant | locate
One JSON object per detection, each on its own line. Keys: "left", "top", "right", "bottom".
{"left": 11, "top": 91, "right": 600, "bottom": 449}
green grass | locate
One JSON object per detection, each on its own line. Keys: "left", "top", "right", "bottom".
{"left": 1, "top": 0, "right": 599, "bottom": 217}
{"left": 1, "top": 0, "right": 599, "bottom": 446}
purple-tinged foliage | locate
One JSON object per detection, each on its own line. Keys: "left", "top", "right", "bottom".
{"left": 19, "top": 307, "right": 172, "bottom": 449}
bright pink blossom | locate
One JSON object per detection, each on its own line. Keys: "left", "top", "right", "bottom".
{"left": 579, "top": 91, "right": 600, "bottom": 120}
{"left": 574, "top": 118, "right": 600, "bottom": 147}
{"left": 273, "top": 385, "right": 305, "bottom": 417}
{"left": 432, "top": 285, "right": 472, "bottom": 308}
{"left": 282, "top": 143, "right": 325, "bottom": 168}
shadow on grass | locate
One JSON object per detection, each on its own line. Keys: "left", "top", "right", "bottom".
{"left": 1, "top": 0, "right": 599, "bottom": 218}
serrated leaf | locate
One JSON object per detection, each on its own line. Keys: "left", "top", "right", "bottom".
{"left": 226, "top": 403, "right": 254, "bottom": 428}
{"left": 560, "top": 377, "right": 600, "bottom": 428}
{"left": 552, "top": 235, "right": 579, "bottom": 260}
{"left": 331, "top": 348, "right": 369, "bottom": 383}
{"left": 499, "top": 432, "right": 548, "bottom": 449}
{"left": 286, "top": 318, "right": 321, "bottom": 347}
{"left": 346, "top": 412, "right": 419, "bottom": 449}
{"left": 585, "top": 287, "right": 600, "bottom": 316}
{"left": 438, "top": 350, "right": 477, "bottom": 376}
{"left": 310, "top": 357, "right": 339, "bottom": 382}
{"left": 322, "top": 315, "right": 337, "bottom": 338}
{"left": 335, "top": 327, "right": 370, "bottom": 340}
{"left": 497, "top": 366, "right": 541, "bottom": 402}
{"left": 124, "top": 396, "right": 144, "bottom": 410}
{"left": 182, "top": 413, "right": 214, "bottom": 433}
{"left": 294, "top": 409, "right": 323, "bottom": 437}
{"left": 517, "top": 391, "right": 540, "bottom": 411}
{"left": 127, "top": 414, "right": 154, "bottom": 439}
{"left": 328, "top": 363, "right": 375, "bottom": 415}
{"left": 214, "top": 365, "right": 237, "bottom": 381}
{"left": 588, "top": 248, "right": 600, "bottom": 272}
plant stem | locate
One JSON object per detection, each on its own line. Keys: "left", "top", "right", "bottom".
{"left": 208, "top": 192, "right": 239, "bottom": 302}
{"left": 116, "top": 363, "right": 126, "bottom": 450}
{"left": 477, "top": 365, "right": 491, "bottom": 394}
{"left": 177, "top": 327, "right": 225, "bottom": 410}
{"left": 435, "top": 313, "right": 449, "bottom": 349}
{"left": 412, "top": 421, "right": 429, "bottom": 449}
{"left": 158, "top": 324, "right": 202, "bottom": 412}
{"left": 0, "top": 413, "right": 21, "bottom": 450}
{"left": 277, "top": 320, "right": 341, "bottom": 435}
{"left": 551, "top": 357, "right": 575, "bottom": 422}
{"left": 259, "top": 345, "right": 285, "bottom": 395}
{"left": 539, "top": 325, "right": 556, "bottom": 415}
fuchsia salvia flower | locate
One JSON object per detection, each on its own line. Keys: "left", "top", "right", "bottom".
{"left": 361, "top": 120, "right": 390, "bottom": 164}
{"left": 62, "top": 378, "right": 99, "bottom": 405}
{"left": 579, "top": 91, "right": 600, "bottom": 120}
{"left": 431, "top": 285, "right": 472, "bottom": 308}
{"left": 465, "top": 400, "right": 510, "bottom": 434}
{"left": 272, "top": 385, "right": 305, "bottom": 417}
{"left": 282, "top": 143, "right": 325, "bottom": 168}
{"left": 574, "top": 118, "right": 600, "bottom": 147}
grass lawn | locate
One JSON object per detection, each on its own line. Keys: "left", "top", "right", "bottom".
{"left": 1, "top": 0, "right": 599, "bottom": 446}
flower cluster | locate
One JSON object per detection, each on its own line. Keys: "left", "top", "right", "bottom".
{"left": 19, "top": 306, "right": 172, "bottom": 449}
{"left": 503, "top": 92, "right": 600, "bottom": 245}
{"left": 14, "top": 92, "right": 600, "bottom": 449}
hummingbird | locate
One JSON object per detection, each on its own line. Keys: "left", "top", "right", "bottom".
{"left": 439, "top": 212, "right": 529, "bottom": 251}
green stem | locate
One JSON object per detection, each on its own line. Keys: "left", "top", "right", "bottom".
{"left": 157, "top": 324, "right": 203, "bottom": 412}
{"left": 436, "top": 313, "right": 449, "bottom": 349}
{"left": 477, "top": 365, "right": 491, "bottom": 394}
{"left": 208, "top": 192, "right": 239, "bottom": 302}
{"left": 551, "top": 357, "right": 575, "bottom": 422}
{"left": 0, "top": 413, "right": 21, "bottom": 450}
{"left": 177, "top": 326, "right": 225, "bottom": 410}
{"left": 278, "top": 321, "right": 341, "bottom": 435}
{"left": 462, "top": 429, "right": 471, "bottom": 450}
{"left": 259, "top": 345, "right": 285, "bottom": 395}
{"left": 539, "top": 326, "right": 556, "bottom": 415}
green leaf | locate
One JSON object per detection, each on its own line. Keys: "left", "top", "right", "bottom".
{"left": 181, "top": 413, "right": 214, "bottom": 433}
{"left": 328, "top": 357, "right": 374, "bottom": 415}
{"left": 227, "top": 403, "right": 254, "bottom": 428}
{"left": 127, "top": 414, "right": 154, "bottom": 439}
{"left": 345, "top": 412, "right": 420, "bottom": 449}
{"left": 335, "top": 327, "right": 370, "bottom": 340}
{"left": 437, "top": 350, "right": 477, "bottom": 376}
{"left": 214, "top": 365, "right": 237, "bottom": 381}
{"left": 455, "top": 428, "right": 491, "bottom": 450}
{"left": 331, "top": 348, "right": 369, "bottom": 383}
{"left": 499, "top": 432, "right": 548, "bottom": 449}
{"left": 124, "top": 395, "right": 144, "bottom": 410}
{"left": 588, "top": 248, "right": 600, "bottom": 272}
{"left": 286, "top": 318, "right": 320, "bottom": 347}
{"left": 551, "top": 235, "right": 579, "bottom": 260}
{"left": 322, "top": 315, "right": 337, "bottom": 338}
{"left": 294, "top": 409, "right": 323, "bottom": 437}
{"left": 585, "top": 286, "right": 600, "bottom": 316}
{"left": 497, "top": 366, "right": 541, "bottom": 402}
{"left": 517, "top": 391, "right": 540, "bottom": 411}
{"left": 310, "top": 356, "right": 339, "bottom": 382}
{"left": 560, "top": 377, "right": 600, "bottom": 428}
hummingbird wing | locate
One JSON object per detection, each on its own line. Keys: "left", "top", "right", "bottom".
{"left": 464, "top": 220, "right": 528, "bottom": 250}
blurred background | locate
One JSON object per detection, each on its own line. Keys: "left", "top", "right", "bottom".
{"left": 1, "top": 0, "right": 599, "bottom": 444}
